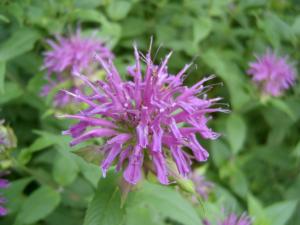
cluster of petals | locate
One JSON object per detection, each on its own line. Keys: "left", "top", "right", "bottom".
{"left": 61, "top": 44, "right": 226, "bottom": 185}
{"left": 41, "top": 30, "right": 113, "bottom": 107}
{"left": 248, "top": 50, "right": 296, "bottom": 96}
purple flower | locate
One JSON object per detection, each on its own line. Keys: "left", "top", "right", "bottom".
{"left": 0, "top": 175, "right": 9, "bottom": 217}
{"left": 189, "top": 172, "right": 214, "bottom": 200}
{"left": 41, "top": 30, "right": 114, "bottom": 107}
{"left": 248, "top": 50, "right": 296, "bottom": 96}
{"left": 60, "top": 43, "right": 226, "bottom": 185}
{"left": 204, "top": 213, "right": 252, "bottom": 225}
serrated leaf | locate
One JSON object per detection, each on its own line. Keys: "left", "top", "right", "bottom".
{"left": 94, "top": 21, "right": 122, "bottom": 48}
{"left": 293, "top": 140, "right": 300, "bottom": 157}
{"left": 127, "top": 181, "right": 202, "bottom": 225}
{"left": 0, "top": 82, "right": 23, "bottom": 104}
{"left": 201, "top": 49, "right": 250, "bottom": 109}
{"left": 106, "top": 0, "right": 132, "bottom": 21}
{"left": 15, "top": 186, "right": 61, "bottom": 224}
{"left": 53, "top": 149, "right": 79, "bottom": 186}
{"left": 193, "top": 18, "right": 212, "bottom": 44}
{"left": 83, "top": 172, "right": 125, "bottom": 225}
{"left": 18, "top": 136, "right": 57, "bottom": 165}
{"left": 229, "top": 167, "right": 248, "bottom": 198}
{"left": 269, "top": 98, "right": 296, "bottom": 121}
{"left": 226, "top": 114, "right": 246, "bottom": 154}
{"left": 210, "top": 140, "right": 231, "bottom": 167}
{"left": 248, "top": 194, "right": 270, "bottom": 225}
{"left": 73, "top": 154, "right": 102, "bottom": 188}
{"left": 265, "top": 201, "right": 298, "bottom": 225}
{"left": 70, "top": 9, "right": 104, "bottom": 23}
{"left": 121, "top": 18, "right": 147, "bottom": 38}
{"left": 2, "top": 178, "right": 33, "bottom": 214}
{"left": 0, "top": 28, "right": 40, "bottom": 61}
{"left": 0, "top": 14, "right": 10, "bottom": 23}
{"left": 126, "top": 206, "right": 165, "bottom": 225}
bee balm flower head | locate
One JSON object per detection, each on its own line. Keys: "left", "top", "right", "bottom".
{"left": 41, "top": 30, "right": 114, "bottom": 107}
{"left": 248, "top": 50, "right": 296, "bottom": 96}
{"left": 60, "top": 43, "right": 227, "bottom": 185}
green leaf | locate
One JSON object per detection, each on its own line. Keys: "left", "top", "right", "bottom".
{"left": 265, "top": 201, "right": 298, "bottom": 225}
{"left": 210, "top": 140, "right": 231, "bottom": 167}
{"left": 229, "top": 167, "right": 248, "bottom": 198}
{"left": 292, "top": 16, "right": 300, "bottom": 35}
{"left": 226, "top": 114, "right": 246, "bottom": 154}
{"left": 0, "top": 82, "right": 23, "bottom": 104}
{"left": 127, "top": 181, "right": 202, "bottom": 225}
{"left": 293, "top": 140, "right": 300, "bottom": 157}
{"left": 201, "top": 49, "right": 250, "bottom": 109}
{"left": 248, "top": 194, "right": 270, "bottom": 225}
{"left": 0, "top": 14, "right": 10, "bottom": 23}
{"left": 18, "top": 136, "right": 57, "bottom": 165}
{"left": 106, "top": 0, "right": 132, "bottom": 21}
{"left": 29, "top": 136, "right": 55, "bottom": 152}
{"left": 96, "top": 22, "right": 122, "bottom": 48}
{"left": 2, "top": 178, "right": 33, "bottom": 214}
{"left": 53, "top": 149, "right": 79, "bottom": 186}
{"left": 269, "top": 98, "right": 296, "bottom": 121}
{"left": 0, "top": 28, "right": 40, "bottom": 61}
{"left": 259, "top": 12, "right": 295, "bottom": 47}
{"left": 0, "top": 61, "right": 5, "bottom": 93}
{"left": 15, "top": 186, "right": 61, "bottom": 224}
{"left": 83, "top": 172, "right": 125, "bottom": 225}
{"left": 73, "top": 153, "right": 102, "bottom": 188}
{"left": 286, "top": 175, "right": 300, "bottom": 200}
{"left": 121, "top": 18, "right": 147, "bottom": 38}
{"left": 70, "top": 9, "right": 104, "bottom": 23}
{"left": 193, "top": 18, "right": 212, "bottom": 44}
{"left": 75, "top": 0, "right": 104, "bottom": 8}
{"left": 126, "top": 206, "right": 165, "bottom": 225}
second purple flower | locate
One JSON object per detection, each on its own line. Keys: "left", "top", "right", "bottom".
{"left": 41, "top": 30, "right": 114, "bottom": 107}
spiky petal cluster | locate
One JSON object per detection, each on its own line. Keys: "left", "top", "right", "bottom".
{"left": 247, "top": 50, "right": 296, "bottom": 96}
{"left": 41, "top": 30, "right": 113, "bottom": 107}
{"left": 204, "top": 213, "right": 251, "bottom": 225}
{"left": 190, "top": 172, "right": 214, "bottom": 200}
{"left": 61, "top": 44, "right": 226, "bottom": 185}
{"left": 0, "top": 174, "right": 9, "bottom": 216}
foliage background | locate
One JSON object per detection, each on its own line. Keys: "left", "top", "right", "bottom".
{"left": 1, "top": 0, "right": 300, "bottom": 224}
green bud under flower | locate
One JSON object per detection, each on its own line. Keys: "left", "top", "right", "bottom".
{"left": 0, "top": 120, "right": 17, "bottom": 153}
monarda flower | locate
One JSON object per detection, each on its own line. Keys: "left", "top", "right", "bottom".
{"left": 0, "top": 174, "right": 9, "bottom": 216}
{"left": 41, "top": 30, "right": 113, "bottom": 107}
{"left": 247, "top": 50, "right": 296, "bottom": 96}
{"left": 60, "top": 44, "right": 226, "bottom": 185}
{"left": 204, "top": 213, "right": 252, "bottom": 225}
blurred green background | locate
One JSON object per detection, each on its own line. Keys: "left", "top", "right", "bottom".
{"left": 0, "top": 0, "right": 300, "bottom": 225}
